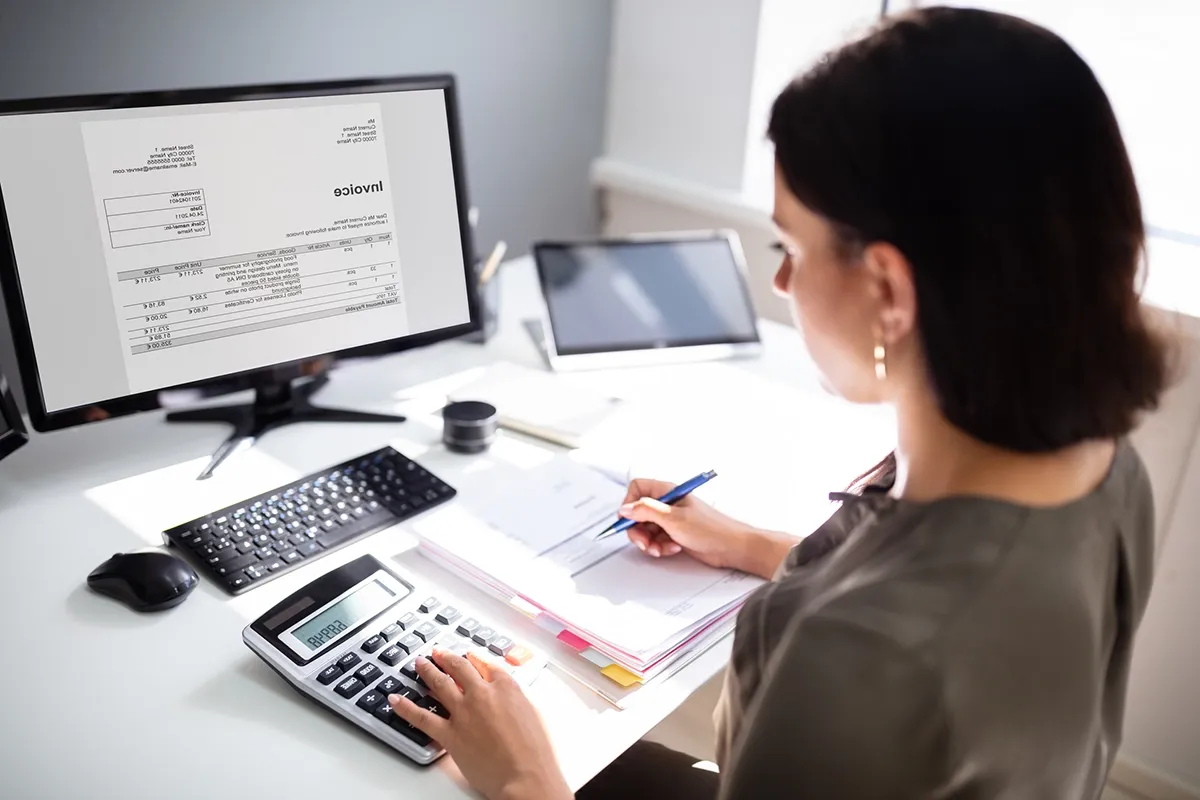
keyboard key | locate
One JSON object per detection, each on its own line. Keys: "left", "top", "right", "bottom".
{"left": 245, "top": 564, "right": 267, "bottom": 580}
{"left": 434, "top": 606, "right": 461, "bottom": 625}
{"left": 418, "top": 597, "right": 440, "bottom": 614}
{"left": 372, "top": 704, "right": 396, "bottom": 725}
{"left": 397, "top": 633, "right": 423, "bottom": 655}
{"left": 264, "top": 559, "right": 286, "bottom": 572}
{"left": 335, "top": 676, "right": 365, "bottom": 698}
{"left": 212, "top": 554, "right": 258, "bottom": 577}
{"left": 236, "top": 539, "right": 256, "bottom": 554}
{"left": 289, "top": 534, "right": 308, "bottom": 548}
{"left": 356, "top": 690, "right": 386, "bottom": 713}
{"left": 380, "top": 624, "right": 402, "bottom": 641}
{"left": 413, "top": 622, "right": 440, "bottom": 642}
{"left": 379, "top": 645, "right": 405, "bottom": 667}
{"left": 280, "top": 550, "right": 303, "bottom": 565}
{"left": 225, "top": 574, "right": 252, "bottom": 591}
{"left": 252, "top": 534, "right": 271, "bottom": 547}
{"left": 316, "top": 524, "right": 362, "bottom": 549}
{"left": 456, "top": 618, "right": 481, "bottom": 637}
{"left": 375, "top": 676, "right": 403, "bottom": 695}
{"left": 417, "top": 695, "right": 450, "bottom": 719}
{"left": 361, "top": 635, "right": 385, "bottom": 653}
{"left": 505, "top": 645, "right": 534, "bottom": 666}
{"left": 488, "top": 636, "right": 515, "bottom": 657}
{"left": 354, "top": 663, "right": 383, "bottom": 684}
{"left": 337, "top": 652, "right": 361, "bottom": 671}
{"left": 298, "top": 541, "right": 322, "bottom": 557}
{"left": 186, "top": 535, "right": 205, "bottom": 548}
{"left": 317, "top": 665, "right": 343, "bottom": 685}
{"left": 472, "top": 627, "right": 496, "bottom": 646}
{"left": 397, "top": 612, "right": 418, "bottom": 630}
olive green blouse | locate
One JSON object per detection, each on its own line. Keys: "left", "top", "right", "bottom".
{"left": 714, "top": 440, "right": 1155, "bottom": 799}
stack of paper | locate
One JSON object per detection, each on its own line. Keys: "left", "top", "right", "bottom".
{"left": 411, "top": 456, "right": 764, "bottom": 698}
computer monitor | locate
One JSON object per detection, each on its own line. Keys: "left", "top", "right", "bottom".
{"left": 0, "top": 370, "right": 28, "bottom": 464}
{"left": 0, "top": 75, "right": 479, "bottom": 469}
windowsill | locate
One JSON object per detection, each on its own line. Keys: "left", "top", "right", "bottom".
{"left": 591, "top": 156, "right": 1200, "bottom": 333}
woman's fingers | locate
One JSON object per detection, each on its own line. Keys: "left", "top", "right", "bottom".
{"left": 415, "top": 656, "right": 463, "bottom": 709}
{"left": 388, "top": 691, "right": 450, "bottom": 740}
{"left": 431, "top": 647, "right": 484, "bottom": 690}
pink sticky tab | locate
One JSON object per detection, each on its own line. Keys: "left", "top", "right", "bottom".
{"left": 556, "top": 629, "right": 591, "bottom": 651}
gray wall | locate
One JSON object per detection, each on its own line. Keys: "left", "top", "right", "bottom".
{"left": 0, "top": 0, "right": 612, "bottom": 408}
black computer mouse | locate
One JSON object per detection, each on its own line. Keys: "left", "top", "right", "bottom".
{"left": 87, "top": 550, "right": 199, "bottom": 612}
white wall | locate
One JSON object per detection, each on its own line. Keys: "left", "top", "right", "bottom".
{"left": 604, "top": 0, "right": 763, "bottom": 192}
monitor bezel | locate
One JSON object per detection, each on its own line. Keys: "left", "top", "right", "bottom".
{"left": 0, "top": 74, "right": 480, "bottom": 432}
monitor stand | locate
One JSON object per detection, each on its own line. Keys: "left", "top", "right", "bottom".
{"left": 167, "top": 374, "right": 405, "bottom": 480}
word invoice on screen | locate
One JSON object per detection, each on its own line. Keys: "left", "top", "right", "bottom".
{"left": 80, "top": 102, "right": 409, "bottom": 394}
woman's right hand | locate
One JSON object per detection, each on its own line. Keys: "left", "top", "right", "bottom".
{"left": 617, "top": 478, "right": 755, "bottom": 570}
{"left": 620, "top": 478, "right": 798, "bottom": 578}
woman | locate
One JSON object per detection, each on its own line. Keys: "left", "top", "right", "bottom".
{"left": 387, "top": 7, "right": 1168, "bottom": 798}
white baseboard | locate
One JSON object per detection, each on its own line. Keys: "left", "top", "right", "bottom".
{"left": 1109, "top": 756, "right": 1200, "bottom": 800}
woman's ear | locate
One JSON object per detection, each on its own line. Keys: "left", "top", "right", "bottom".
{"left": 861, "top": 241, "right": 917, "bottom": 345}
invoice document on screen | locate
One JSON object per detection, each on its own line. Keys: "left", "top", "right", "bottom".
{"left": 412, "top": 457, "right": 764, "bottom": 657}
{"left": 79, "top": 102, "right": 408, "bottom": 393}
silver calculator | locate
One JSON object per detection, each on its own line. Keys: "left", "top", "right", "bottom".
{"left": 244, "top": 554, "right": 546, "bottom": 764}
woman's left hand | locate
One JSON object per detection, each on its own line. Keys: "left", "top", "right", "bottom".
{"left": 388, "top": 648, "right": 572, "bottom": 800}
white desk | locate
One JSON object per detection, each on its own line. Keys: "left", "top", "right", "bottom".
{"left": 0, "top": 258, "right": 892, "bottom": 799}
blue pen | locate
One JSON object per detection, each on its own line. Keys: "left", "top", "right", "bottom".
{"left": 593, "top": 470, "right": 718, "bottom": 541}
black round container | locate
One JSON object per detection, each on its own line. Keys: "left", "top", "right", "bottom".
{"left": 442, "top": 401, "right": 498, "bottom": 454}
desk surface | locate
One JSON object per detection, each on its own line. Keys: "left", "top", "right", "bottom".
{"left": 0, "top": 258, "right": 893, "bottom": 799}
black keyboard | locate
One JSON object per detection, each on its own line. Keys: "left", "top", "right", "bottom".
{"left": 163, "top": 447, "right": 456, "bottom": 595}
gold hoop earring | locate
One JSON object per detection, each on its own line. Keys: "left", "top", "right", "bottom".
{"left": 874, "top": 342, "right": 887, "bottom": 381}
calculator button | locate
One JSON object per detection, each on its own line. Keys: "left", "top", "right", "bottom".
{"left": 393, "top": 718, "right": 431, "bottom": 747}
{"left": 380, "top": 624, "right": 402, "bottom": 641}
{"left": 400, "top": 661, "right": 421, "bottom": 684}
{"left": 317, "top": 665, "right": 343, "bottom": 685}
{"left": 375, "top": 676, "right": 403, "bottom": 695}
{"left": 417, "top": 695, "right": 450, "bottom": 719}
{"left": 397, "top": 633, "right": 424, "bottom": 655}
{"left": 488, "top": 636, "right": 515, "bottom": 656}
{"left": 396, "top": 612, "right": 418, "bottom": 630}
{"left": 379, "top": 645, "right": 405, "bottom": 667}
{"left": 434, "top": 606, "right": 461, "bottom": 625}
{"left": 356, "top": 691, "right": 386, "bottom": 713}
{"left": 414, "top": 622, "right": 440, "bottom": 642}
{"left": 361, "top": 635, "right": 385, "bottom": 653}
{"left": 336, "top": 652, "right": 361, "bottom": 671}
{"left": 505, "top": 645, "right": 534, "bottom": 666}
{"left": 335, "top": 676, "right": 365, "bottom": 698}
{"left": 418, "top": 597, "right": 440, "bottom": 614}
{"left": 456, "top": 618, "right": 481, "bottom": 637}
{"left": 372, "top": 704, "right": 396, "bottom": 725}
{"left": 472, "top": 627, "right": 496, "bottom": 646}
{"left": 354, "top": 663, "right": 382, "bottom": 685}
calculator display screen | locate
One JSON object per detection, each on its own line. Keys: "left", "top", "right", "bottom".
{"left": 288, "top": 579, "right": 402, "bottom": 653}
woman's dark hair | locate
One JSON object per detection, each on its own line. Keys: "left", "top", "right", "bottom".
{"left": 769, "top": 7, "right": 1170, "bottom": 456}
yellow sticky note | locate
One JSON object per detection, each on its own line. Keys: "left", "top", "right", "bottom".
{"left": 601, "top": 664, "right": 642, "bottom": 687}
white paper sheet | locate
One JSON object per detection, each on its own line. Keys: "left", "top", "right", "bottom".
{"left": 412, "top": 456, "right": 764, "bottom": 658}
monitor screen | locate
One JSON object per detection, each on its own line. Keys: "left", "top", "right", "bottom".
{"left": 536, "top": 238, "right": 760, "bottom": 356}
{"left": 0, "top": 81, "right": 472, "bottom": 418}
